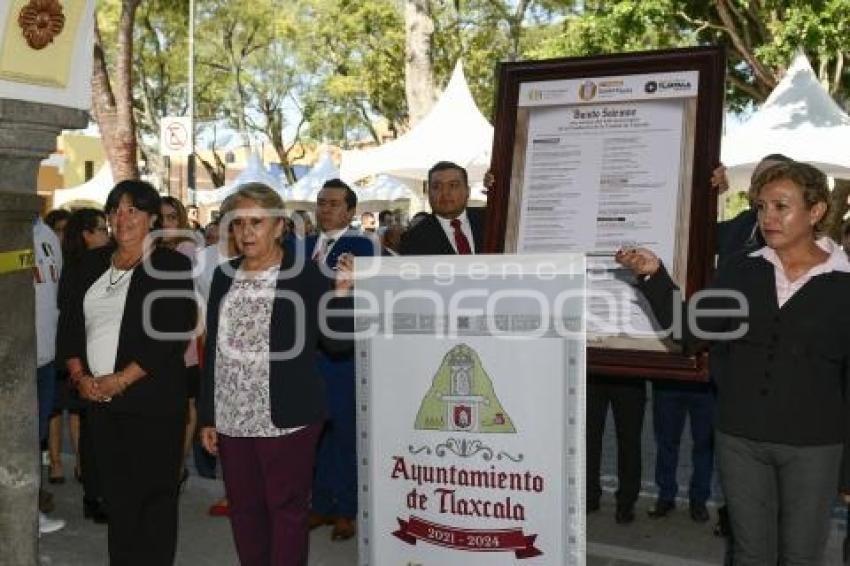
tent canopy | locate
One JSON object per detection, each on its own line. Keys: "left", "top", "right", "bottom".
{"left": 340, "top": 61, "right": 493, "bottom": 183}
{"left": 283, "top": 153, "right": 340, "bottom": 204}
{"left": 191, "top": 151, "right": 286, "bottom": 206}
{"left": 722, "top": 51, "right": 850, "bottom": 189}
{"left": 356, "top": 175, "right": 416, "bottom": 202}
{"left": 52, "top": 164, "right": 114, "bottom": 209}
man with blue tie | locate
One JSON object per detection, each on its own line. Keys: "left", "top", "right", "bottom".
{"left": 306, "top": 179, "right": 377, "bottom": 540}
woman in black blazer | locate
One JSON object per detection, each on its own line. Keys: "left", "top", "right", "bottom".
{"left": 617, "top": 161, "right": 850, "bottom": 565}
{"left": 57, "top": 180, "right": 196, "bottom": 565}
{"left": 198, "top": 183, "right": 352, "bottom": 566}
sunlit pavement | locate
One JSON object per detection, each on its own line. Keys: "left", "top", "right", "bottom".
{"left": 38, "top": 455, "right": 844, "bottom": 565}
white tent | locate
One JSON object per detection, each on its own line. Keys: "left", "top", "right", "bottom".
{"left": 722, "top": 51, "right": 850, "bottom": 189}
{"left": 283, "top": 153, "right": 340, "bottom": 204}
{"left": 190, "top": 152, "right": 285, "bottom": 206}
{"left": 340, "top": 61, "right": 493, "bottom": 183}
{"left": 357, "top": 175, "right": 416, "bottom": 202}
{"left": 52, "top": 164, "right": 114, "bottom": 209}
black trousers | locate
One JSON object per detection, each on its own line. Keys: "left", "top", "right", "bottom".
{"left": 586, "top": 375, "right": 646, "bottom": 508}
{"left": 79, "top": 406, "right": 104, "bottom": 505}
{"left": 91, "top": 407, "right": 185, "bottom": 566}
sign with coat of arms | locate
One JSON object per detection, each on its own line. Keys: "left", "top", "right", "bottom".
{"left": 354, "top": 254, "right": 587, "bottom": 565}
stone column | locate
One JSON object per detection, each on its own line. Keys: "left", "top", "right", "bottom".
{"left": 0, "top": 99, "right": 86, "bottom": 566}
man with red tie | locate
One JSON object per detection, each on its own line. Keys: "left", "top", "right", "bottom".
{"left": 399, "top": 161, "right": 485, "bottom": 256}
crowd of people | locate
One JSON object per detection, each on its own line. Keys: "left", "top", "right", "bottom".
{"left": 32, "top": 156, "right": 850, "bottom": 565}
{"left": 34, "top": 162, "right": 479, "bottom": 565}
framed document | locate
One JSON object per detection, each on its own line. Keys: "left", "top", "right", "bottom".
{"left": 485, "top": 47, "right": 726, "bottom": 379}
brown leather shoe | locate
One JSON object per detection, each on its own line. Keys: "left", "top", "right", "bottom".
{"left": 331, "top": 517, "right": 356, "bottom": 541}
{"left": 308, "top": 513, "right": 334, "bottom": 530}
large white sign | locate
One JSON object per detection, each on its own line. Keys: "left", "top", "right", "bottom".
{"left": 517, "top": 99, "right": 686, "bottom": 337}
{"left": 160, "top": 116, "right": 193, "bottom": 157}
{"left": 355, "top": 254, "right": 586, "bottom": 565}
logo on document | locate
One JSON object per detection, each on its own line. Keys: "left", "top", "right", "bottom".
{"left": 578, "top": 80, "right": 598, "bottom": 101}
{"left": 644, "top": 80, "right": 658, "bottom": 94}
{"left": 658, "top": 79, "right": 693, "bottom": 92}
{"left": 414, "top": 344, "right": 516, "bottom": 433}
{"left": 527, "top": 89, "right": 543, "bottom": 101}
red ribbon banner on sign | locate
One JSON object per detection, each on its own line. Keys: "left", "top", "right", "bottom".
{"left": 392, "top": 515, "right": 543, "bottom": 559}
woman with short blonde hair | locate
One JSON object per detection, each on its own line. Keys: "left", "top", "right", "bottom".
{"left": 618, "top": 161, "right": 850, "bottom": 565}
{"left": 198, "top": 182, "right": 353, "bottom": 565}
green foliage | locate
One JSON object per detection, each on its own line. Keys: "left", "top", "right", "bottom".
{"left": 430, "top": 1, "right": 578, "bottom": 118}
{"left": 527, "top": 1, "right": 850, "bottom": 111}
{"left": 722, "top": 191, "right": 751, "bottom": 220}
{"left": 292, "top": 0, "right": 407, "bottom": 145}
{"left": 528, "top": 1, "right": 696, "bottom": 59}
{"left": 134, "top": 0, "right": 189, "bottom": 130}
{"left": 95, "top": 0, "right": 850, "bottom": 163}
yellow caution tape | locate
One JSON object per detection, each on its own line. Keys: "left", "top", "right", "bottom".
{"left": 0, "top": 248, "right": 34, "bottom": 275}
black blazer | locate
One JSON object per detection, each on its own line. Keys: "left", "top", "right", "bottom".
{"left": 399, "top": 207, "right": 485, "bottom": 256}
{"left": 717, "top": 209, "right": 762, "bottom": 264}
{"left": 57, "top": 245, "right": 196, "bottom": 416}
{"left": 638, "top": 253, "right": 850, "bottom": 475}
{"left": 198, "top": 251, "right": 352, "bottom": 430}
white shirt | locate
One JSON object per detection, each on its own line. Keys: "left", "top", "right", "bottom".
{"left": 84, "top": 266, "right": 135, "bottom": 377}
{"left": 195, "top": 243, "right": 235, "bottom": 306}
{"left": 33, "top": 218, "right": 62, "bottom": 367}
{"left": 435, "top": 210, "right": 476, "bottom": 254}
{"left": 749, "top": 237, "right": 850, "bottom": 307}
{"left": 312, "top": 228, "right": 348, "bottom": 262}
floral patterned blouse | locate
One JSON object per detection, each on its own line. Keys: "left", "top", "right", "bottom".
{"left": 214, "top": 265, "right": 303, "bottom": 437}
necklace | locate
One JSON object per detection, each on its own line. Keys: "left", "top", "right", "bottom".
{"left": 107, "top": 254, "right": 142, "bottom": 291}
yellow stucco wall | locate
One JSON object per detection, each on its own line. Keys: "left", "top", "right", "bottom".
{"left": 59, "top": 133, "right": 107, "bottom": 187}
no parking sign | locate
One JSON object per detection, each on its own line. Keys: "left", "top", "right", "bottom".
{"left": 160, "top": 116, "right": 192, "bottom": 157}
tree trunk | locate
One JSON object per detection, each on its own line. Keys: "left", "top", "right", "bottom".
{"left": 404, "top": 0, "right": 436, "bottom": 126}
{"left": 825, "top": 178, "right": 850, "bottom": 240}
{"left": 91, "top": 0, "right": 142, "bottom": 182}
{"left": 507, "top": 0, "right": 531, "bottom": 61}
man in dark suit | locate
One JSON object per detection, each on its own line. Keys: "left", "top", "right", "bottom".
{"left": 306, "top": 179, "right": 378, "bottom": 541}
{"left": 399, "top": 161, "right": 484, "bottom": 255}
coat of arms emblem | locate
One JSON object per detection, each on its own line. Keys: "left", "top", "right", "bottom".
{"left": 414, "top": 344, "right": 515, "bottom": 433}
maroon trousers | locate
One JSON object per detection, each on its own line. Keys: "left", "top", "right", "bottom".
{"left": 218, "top": 424, "right": 322, "bottom": 566}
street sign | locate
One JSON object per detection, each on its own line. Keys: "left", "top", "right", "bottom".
{"left": 160, "top": 116, "right": 192, "bottom": 157}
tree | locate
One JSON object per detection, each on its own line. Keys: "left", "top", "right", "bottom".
{"left": 404, "top": 0, "right": 437, "bottom": 125}
{"left": 193, "top": 0, "right": 277, "bottom": 183}
{"left": 529, "top": 0, "right": 850, "bottom": 230}
{"left": 531, "top": 1, "right": 850, "bottom": 110}
{"left": 92, "top": 0, "right": 143, "bottom": 182}
{"left": 430, "top": 0, "right": 576, "bottom": 117}
{"left": 94, "top": 0, "right": 191, "bottom": 187}
{"left": 294, "top": 0, "right": 408, "bottom": 146}
{"left": 193, "top": 0, "right": 317, "bottom": 183}
{"left": 133, "top": 0, "right": 189, "bottom": 185}
{"left": 244, "top": 42, "right": 309, "bottom": 184}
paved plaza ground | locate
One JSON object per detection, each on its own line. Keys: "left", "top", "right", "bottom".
{"left": 36, "top": 459, "right": 847, "bottom": 565}
{"left": 38, "top": 387, "right": 848, "bottom": 564}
